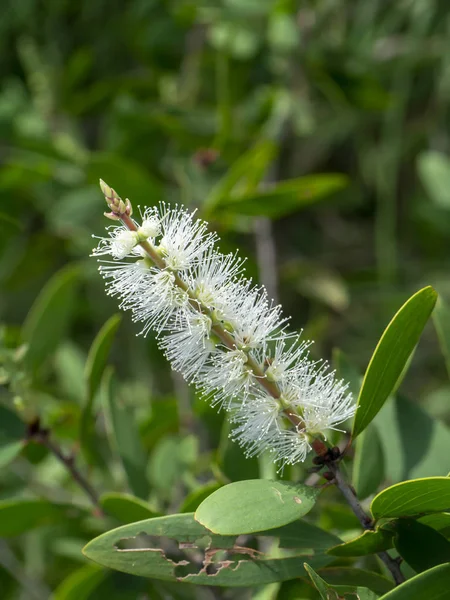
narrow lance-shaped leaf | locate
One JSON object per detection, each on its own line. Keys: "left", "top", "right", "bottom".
{"left": 217, "top": 173, "right": 349, "bottom": 219}
{"left": 23, "top": 264, "right": 80, "bottom": 370}
{"left": 102, "top": 368, "right": 150, "bottom": 499}
{"left": 352, "top": 286, "right": 437, "bottom": 438}
{"left": 432, "top": 297, "right": 450, "bottom": 379}
{"left": 80, "top": 314, "right": 121, "bottom": 460}
{"left": 304, "top": 563, "right": 340, "bottom": 599}
{"left": 203, "top": 140, "right": 277, "bottom": 214}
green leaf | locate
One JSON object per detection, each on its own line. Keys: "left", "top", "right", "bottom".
{"left": 376, "top": 563, "right": 450, "bottom": 599}
{"left": 103, "top": 369, "right": 150, "bottom": 499}
{"left": 371, "top": 477, "right": 450, "bottom": 520}
{"left": 179, "top": 483, "right": 223, "bottom": 513}
{"left": 0, "top": 499, "right": 83, "bottom": 537}
{"left": 433, "top": 297, "right": 450, "bottom": 379}
{"left": 100, "top": 493, "right": 160, "bottom": 524}
{"left": 335, "top": 588, "right": 379, "bottom": 600}
{"left": 374, "top": 395, "right": 450, "bottom": 483}
{"left": 81, "top": 315, "right": 121, "bottom": 460}
{"left": 217, "top": 418, "right": 259, "bottom": 481}
{"left": 265, "top": 520, "right": 341, "bottom": 552}
{"left": 328, "top": 529, "right": 393, "bottom": 557}
{"left": 393, "top": 519, "right": 450, "bottom": 573}
{"left": 195, "top": 480, "right": 319, "bottom": 535}
{"left": 417, "top": 150, "right": 450, "bottom": 209}
{"left": 352, "top": 423, "right": 385, "bottom": 499}
{"left": 0, "top": 440, "right": 24, "bottom": 468}
{"left": 304, "top": 563, "right": 340, "bottom": 599}
{"left": 317, "top": 568, "right": 393, "bottom": 595}
{"left": 22, "top": 264, "right": 81, "bottom": 370}
{"left": 83, "top": 512, "right": 332, "bottom": 586}
{"left": 85, "top": 314, "right": 121, "bottom": 403}
{"left": 218, "top": 174, "right": 349, "bottom": 219}
{"left": 352, "top": 286, "right": 437, "bottom": 438}
{"left": 53, "top": 565, "right": 106, "bottom": 600}
{"left": 419, "top": 513, "right": 450, "bottom": 536}
{"left": 203, "top": 140, "right": 277, "bottom": 213}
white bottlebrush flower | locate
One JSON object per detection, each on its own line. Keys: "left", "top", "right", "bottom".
{"left": 139, "top": 214, "right": 161, "bottom": 239}
{"left": 201, "top": 349, "right": 256, "bottom": 410}
{"left": 159, "top": 313, "right": 215, "bottom": 381}
{"left": 230, "top": 393, "right": 282, "bottom": 457}
{"left": 186, "top": 249, "right": 245, "bottom": 310}
{"left": 94, "top": 186, "right": 357, "bottom": 467}
{"left": 154, "top": 204, "right": 217, "bottom": 271}
{"left": 92, "top": 227, "right": 139, "bottom": 260}
{"left": 219, "top": 280, "right": 287, "bottom": 350}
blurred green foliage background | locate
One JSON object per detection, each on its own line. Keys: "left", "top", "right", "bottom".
{"left": 1, "top": 0, "right": 450, "bottom": 598}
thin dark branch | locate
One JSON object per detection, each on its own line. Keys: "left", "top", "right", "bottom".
{"left": 326, "top": 461, "right": 405, "bottom": 586}
{"left": 27, "top": 419, "right": 102, "bottom": 514}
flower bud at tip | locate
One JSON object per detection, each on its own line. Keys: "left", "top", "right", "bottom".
{"left": 99, "top": 179, "right": 133, "bottom": 217}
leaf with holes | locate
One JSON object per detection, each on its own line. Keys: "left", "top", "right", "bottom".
{"left": 82, "top": 512, "right": 333, "bottom": 586}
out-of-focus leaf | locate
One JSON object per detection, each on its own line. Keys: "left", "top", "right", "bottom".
{"left": 417, "top": 150, "right": 450, "bottom": 209}
{"left": 265, "top": 520, "right": 341, "bottom": 552}
{"left": 376, "top": 563, "right": 450, "bottom": 599}
{"left": 83, "top": 512, "right": 332, "bottom": 586}
{"left": 433, "top": 297, "right": 450, "bottom": 379}
{"left": 54, "top": 342, "right": 86, "bottom": 403}
{"left": 147, "top": 435, "right": 185, "bottom": 496}
{"left": 87, "top": 153, "right": 162, "bottom": 207}
{"left": 81, "top": 315, "right": 121, "bottom": 462}
{"left": 217, "top": 418, "right": 259, "bottom": 481}
{"left": 53, "top": 564, "right": 106, "bottom": 600}
{"left": 179, "top": 482, "right": 222, "bottom": 513}
{"left": 22, "top": 264, "right": 81, "bottom": 370}
{"left": 85, "top": 314, "right": 121, "bottom": 403}
{"left": 0, "top": 440, "right": 24, "bottom": 468}
{"left": 0, "top": 499, "right": 82, "bottom": 537}
{"left": 103, "top": 369, "right": 150, "bottom": 499}
{"left": 352, "top": 286, "right": 437, "bottom": 438}
{"left": 195, "top": 480, "right": 319, "bottom": 535}
{"left": 218, "top": 173, "right": 349, "bottom": 219}
{"left": 317, "top": 568, "right": 393, "bottom": 595}
{"left": 419, "top": 513, "right": 450, "bottom": 536}
{"left": 328, "top": 529, "right": 394, "bottom": 557}
{"left": 333, "top": 349, "right": 362, "bottom": 400}
{"left": 393, "top": 518, "right": 450, "bottom": 573}
{"left": 374, "top": 396, "right": 450, "bottom": 483}
{"left": 371, "top": 477, "right": 450, "bottom": 520}
{"left": 352, "top": 423, "right": 384, "bottom": 499}
{"left": 100, "top": 493, "right": 159, "bottom": 524}
{"left": 203, "top": 140, "right": 277, "bottom": 214}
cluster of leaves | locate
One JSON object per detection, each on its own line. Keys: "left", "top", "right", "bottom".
{"left": 1, "top": 1, "right": 450, "bottom": 599}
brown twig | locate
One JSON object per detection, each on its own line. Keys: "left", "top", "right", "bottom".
{"left": 326, "top": 459, "right": 405, "bottom": 586}
{"left": 27, "top": 419, "right": 102, "bottom": 514}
